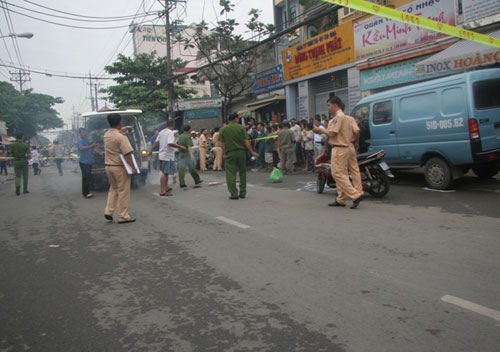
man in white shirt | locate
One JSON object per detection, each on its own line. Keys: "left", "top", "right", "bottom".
{"left": 31, "top": 146, "right": 41, "bottom": 175}
{"left": 313, "top": 115, "right": 326, "bottom": 160}
{"left": 290, "top": 119, "right": 302, "bottom": 168}
{"left": 149, "top": 120, "right": 186, "bottom": 196}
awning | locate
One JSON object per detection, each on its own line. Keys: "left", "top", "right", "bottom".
{"left": 415, "top": 30, "right": 500, "bottom": 76}
{"left": 246, "top": 95, "right": 285, "bottom": 107}
{"left": 237, "top": 95, "right": 285, "bottom": 115}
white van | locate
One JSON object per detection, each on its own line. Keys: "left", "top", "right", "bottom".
{"left": 81, "top": 109, "right": 149, "bottom": 189}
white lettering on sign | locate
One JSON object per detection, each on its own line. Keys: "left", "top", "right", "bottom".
{"left": 426, "top": 117, "right": 464, "bottom": 130}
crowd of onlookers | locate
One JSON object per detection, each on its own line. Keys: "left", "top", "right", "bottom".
{"left": 144, "top": 112, "right": 370, "bottom": 176}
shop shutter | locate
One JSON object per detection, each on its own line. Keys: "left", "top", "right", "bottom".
{"left": 312, "top": 70, "right": 348, "bottom": 94}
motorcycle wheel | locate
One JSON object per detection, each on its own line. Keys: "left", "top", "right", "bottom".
{"left": 367, "top": 167, "right": 390, "bottom": 198}
{"left": 317, "top": 173, "right": 326, "bottom": 194}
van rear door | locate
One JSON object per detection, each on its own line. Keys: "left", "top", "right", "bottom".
{"left": 472, "top": 77, "right": 500, "bottom": 153}
{"left": 369, "top": 99, "right": 400, "bottom": 163}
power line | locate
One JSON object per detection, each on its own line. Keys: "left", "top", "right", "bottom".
{"left": 22, "top": 0, "right": 155, "bottom": 20}
{"left": 4, "top": 1, "right": 157, "bottom": 23}
{"left": 0, "top": 62, "right": 115, "bottom": 80}
{"left": 0, "top": 4, "right": 160, "bottom": 30}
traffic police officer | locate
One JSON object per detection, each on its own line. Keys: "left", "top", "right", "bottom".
{"left": 10, "top": 132, "right": 30, "bottom": 196}
{"left": 219, "top": 113, "right": 259, "bottom": 199}
{"left": 314, "top": 97, "right": 363, "bottom": 209}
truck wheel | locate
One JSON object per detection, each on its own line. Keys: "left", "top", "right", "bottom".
{"left": 424, "top": 157, "right": 453, "bottom": 190}
{"left": 317, "top": 174, "right": 326, "bottom": 194}
{"left": 472, "top": 164, "right": 500, "bottom": 179}
{"left": 367, "top": 167, "right": 390, "bottom": 198}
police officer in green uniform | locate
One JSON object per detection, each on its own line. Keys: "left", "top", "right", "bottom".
{"left": 219, "top": 113, "right": 259, "bottom": 199}
{"left": 176, "top": 125, "right": 202, "bottom": 188}
{"left": 10, "top": 132, "right": 30, "bottom": 196}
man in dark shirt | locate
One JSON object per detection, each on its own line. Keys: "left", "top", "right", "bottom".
{"left": 77, "top": 128, "right": 98, "bottom": 198}
{"left": 219, "top": 113, "right": 259, "bottom": 200}
{"left": 10, "top": 132, "right": 30, "bottom": 195}
{"left": 176, "top": 125, "right": 202, "bottom": 188}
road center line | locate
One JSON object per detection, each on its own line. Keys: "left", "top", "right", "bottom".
{"left": 216, "top": 216, "right": 250, "bottom": 229}
{"left": 441, "top": 295, "right": 500, "bottom": 322}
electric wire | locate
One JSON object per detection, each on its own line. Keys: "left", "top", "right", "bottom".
{"left": 0, "top": 4, "right": 158, "bottom": 30}
{"left": 5, "top": 1, "right": 157, "bottom": 23}
{"left": 22, "top": 0, "right": 155, "bottom": 20}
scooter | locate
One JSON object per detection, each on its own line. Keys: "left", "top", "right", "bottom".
{"left": 315, "top": 149, "right": 393, "bottom": 197}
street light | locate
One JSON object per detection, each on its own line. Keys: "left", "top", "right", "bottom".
{"left": 0, "top": 32, "right": 34, "bottom": 39}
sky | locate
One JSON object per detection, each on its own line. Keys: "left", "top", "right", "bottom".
{"left": 0, "top": 0, "right": 274, "bottom": 133}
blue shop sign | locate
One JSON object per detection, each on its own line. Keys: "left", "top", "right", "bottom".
{"left": 360, "top": 56, "right": 452, "bottom": 91}
{"left": 253, "top": 65, "right": 284, "bottom": 94}
{"left": 185, "top": 108, "right": 219, "bottom": 119}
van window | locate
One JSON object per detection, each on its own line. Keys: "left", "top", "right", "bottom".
{"left": 400, "top": 92, "right": 438, "bottom": 121}
{"left": 442, "top": 87, "right": 465, "bottom": 115}
{"left": 474, "top": 79, "right": 500, "bottom": 110}
{"left": 351, "top": 104, "right": 370, "bottom": 122}
{"left": 373, "top": 101, "right": 393, "bottom": 125}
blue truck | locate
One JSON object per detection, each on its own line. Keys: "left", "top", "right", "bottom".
{"left": 351, "top": 68, "right": 500, "bottom": 189}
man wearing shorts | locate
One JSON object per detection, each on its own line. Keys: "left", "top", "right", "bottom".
{"left": 149, "top": 119, "right": 186, "bottom": 196}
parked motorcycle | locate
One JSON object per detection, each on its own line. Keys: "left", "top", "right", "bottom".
{"left": 315, "top": 149, "right": 393, "bottom": 197}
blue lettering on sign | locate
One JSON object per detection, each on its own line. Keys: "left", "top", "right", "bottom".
{"left": 252, "top": 65, "right": 284, "bottom": 94}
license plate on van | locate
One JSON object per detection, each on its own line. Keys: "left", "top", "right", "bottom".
{"left": 379, "top": 162, "right": 390, "bottom": 171}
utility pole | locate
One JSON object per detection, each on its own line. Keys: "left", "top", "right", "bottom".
{"left": 164, "top": 0, "right": 175, "bottom": 121}
{"left": 87, "top": 73, "right": 95, "bottom": 111}
{"left": 94, "top": 82, "right": 102, "bottom": 111}
{"left": 10, "top": 70, "right": 30, "bottom": 93}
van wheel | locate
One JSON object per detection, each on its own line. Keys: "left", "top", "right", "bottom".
{"left": 472, "top": 164, "right": 500, "bottom": 179}
{"left": 424, "top": 157, "right": 453, "bottom": 190}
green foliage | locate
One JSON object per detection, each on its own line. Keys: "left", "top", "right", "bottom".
{"left": 0, "top": 81, "right": 63, "bottom": 138}
{"left": 102, "top": 52, "right": 195, "bottom": 121}
{"left": 183, "top": 1, "right": 275, "bottom": 120}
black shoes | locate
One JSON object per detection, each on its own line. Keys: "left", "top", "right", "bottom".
{"left": 351, "top": 196, "right": 363, "bottom": 209}
{"left": 328, "top": 201, "right": 345, "bottom": 207}
{"left": 104, "top": 214, "right": 113, "bottom": 221}
{"left": 118, "top": 218, "right": 136, "bottom": 224}
{"left": 239, "top": 194, "right": 246, "bottom": 199}
{"left": 23, "top": 190, "right": 29, "bottom": 194}
{"left": 229, "top": 196, "right": 239, "bottom": 200}
{"left": 15, "top": 186, "right": 20, "bottom": 196}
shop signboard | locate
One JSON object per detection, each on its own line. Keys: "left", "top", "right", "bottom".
{"left": 253, "top": 65, "right": 284, "bottom": 94}
{"left": 132, "top": 25, "right": 167, "bottom": 57}
{"left": 354, "top": 0, "right": 456, "bottom": 61}
{"left": 361, "top": 56, "right": 453, "bottom": 90}
{"left": 185, "top": 109, "right": 219, "bottom": 119}
{"left": 414, "top": 48, "right": 500, "bottom": 76}
{"left": 462, "top": 0, "right": 500, "bottom": 23}
{"left": 281, "top": 22, "right": 355, "bottom": 81}
{"left": 176, "top": 97, "right": 222, "bottom": 111}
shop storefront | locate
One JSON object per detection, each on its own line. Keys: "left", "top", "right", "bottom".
{"left": 281, "top": 22, "right": 358, "bottom": 119}
{"left": 175, "top": 96, "right": 223, "bottom": 130}
{"left": 354, "top": 0, "right": 458, "bottom": 99}
{"left": 239, "top": 65, "right": 287, "bottom": 122}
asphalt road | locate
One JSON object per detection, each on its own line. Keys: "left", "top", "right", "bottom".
{"left": 1, "top": 162, "right": 499, "bottom": 352}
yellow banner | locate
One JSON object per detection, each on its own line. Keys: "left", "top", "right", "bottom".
{"left": 281, "top": 22, "right": 355, "bottom": 81}
{"left": 322, "top": 0, "right": 500, "bottom": 48}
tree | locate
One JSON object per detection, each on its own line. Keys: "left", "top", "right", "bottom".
{"left": 102, "top": 52, "right": 195, "bottom": 121}
{"left": 0, "top": 81, "right": 64, "bottom": 138}
{"left": 180, "top": 1, "right": 275, "bottom": 121}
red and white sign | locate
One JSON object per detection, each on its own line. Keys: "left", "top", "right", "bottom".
{"left": 354, "top": 0, "right": 457, "bottom": 61}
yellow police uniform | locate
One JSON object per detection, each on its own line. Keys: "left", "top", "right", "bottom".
{"left": 212, "top": 131, "right": 223, "bottom": 171}
{"left": 199, "top": 134, "right": 207, "bottom": 171}
{"left": 103, "top": 128, "right": 134, "bottom": 222}
{"left": 328, "top": 111, "right": 363, "bottom": 204}
{"left": 347, "top": 115, "right": 363, "bottom": 194}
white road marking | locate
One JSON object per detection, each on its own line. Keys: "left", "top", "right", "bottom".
{"left": 441, "top": 295, "right": 500, "bottom": 322}
{"left": 216, "top": 216, "right": 250, "bottom": 229}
